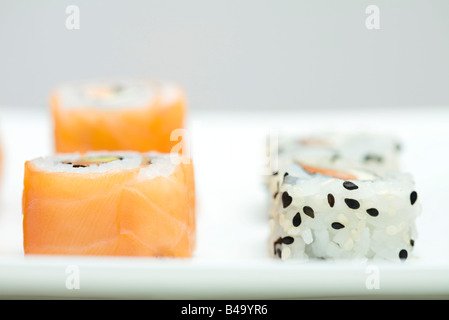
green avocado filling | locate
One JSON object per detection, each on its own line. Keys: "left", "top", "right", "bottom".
{"left": 62, "top": 156, "right": 123, "bottom": 168}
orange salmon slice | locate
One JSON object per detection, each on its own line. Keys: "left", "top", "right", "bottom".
{"left": 22, "top": 156, "right": 196, "bottom": 257}
{"left": 299, "top": 162, "right": 358, "bottom": 181}
{"left": 50, "top": 80, "right": 186, "bottom": 153}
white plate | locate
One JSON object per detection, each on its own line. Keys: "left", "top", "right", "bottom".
{"left": 0, "top": 106, "right": 448, "bottom": 299}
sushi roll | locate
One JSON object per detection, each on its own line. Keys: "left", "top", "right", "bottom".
{"left": 266, "top": 132, "right": 402, "bottom": 198}
{"left": 50, "top": 79, "right": 186, "bottom": 153}
{"left": 22, "top": 151, "right": 195, "bottom": 257}
{"left": 277, "top": 132, "right": 402, "bottom": 172}
{"left": 269, "top": 162, "right": 421, "bottom": 262}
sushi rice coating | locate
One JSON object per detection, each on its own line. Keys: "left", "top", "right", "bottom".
{"left": 269, "top": 163, "right": 421, "bottom": 262}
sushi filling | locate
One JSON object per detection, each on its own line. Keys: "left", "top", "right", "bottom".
{"left": 84, "top": 85, "right": 124, "bottom": 101}
{"left": 141, "top": 156, "right": 152, "bottom": 166}
{"left": 56, "top": 79, "right": 162, "bottom": 110}
{"left": 62, "top": 156, "right": 123, "bottom": 168}
{"left": 298, "top": 137, "right": 331, "bottom": 147}
{"left": 32, "top": 152, "right": 143, "bottom": 173}
{"left": 298, "top": 162, "right": 358, "bottom": 180}
{"left": 138, "top": 152, "right": 177, "bottom": 179}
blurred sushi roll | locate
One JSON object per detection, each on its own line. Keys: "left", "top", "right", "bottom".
{"left": 22, "top": 151, "right": 195, "bottom": 257}
{"left": 50, "top": 79, "right": 186, "bottom": 153}
{"left": 269, "top": 162, "right": 421, "bottom": 262}
{"left": 277, "top": 132, "right": 402, "bottom": 171}
{"left": 266, "top": 132, "right": 402, "bottom": 197}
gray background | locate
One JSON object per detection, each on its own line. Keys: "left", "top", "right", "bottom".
{"left": 0, "top": 0, "right": 448, "bottom": 111}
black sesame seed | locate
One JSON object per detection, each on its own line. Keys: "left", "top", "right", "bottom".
{"left": 272, "top": 171, "right": 279, "bottom": 176}
{"left": 410, "top": 191, "right": 418, "bottom": 205}
{"left": 273, "top": 191, "right": 278, "bottom": 199}
{"left": 399, "top": 249, "right": 408, "bottom": 261}
{"left": 73, "top": 164, "right": 87, "bottom": 168}
{"left": 276, "top": 248, "right": 282, "bottom": 258}
{"left": 364, "top": 154, "right": 383, "bottom": 163}
{"left": 344, "top": 198, "right": 360, "bottom": 209}
{"left": 273, "top": 238, "right": 282, "bottom": 255}
{"left": 292, "top": 212, "right": 302, "bottom": 227}
{"left": 331, "top": 153, "right": 340, "bottom": 162}
{"left": 283, "top": 172, "right": 289, "bottom": 178}
{"left": 343, "top": 181, "right": 358, "bottom": 190}
{"left": 303, "top": 206, "right": 315, "bottom": 218}
{"left": 327, "top": 194, "right": 335, "bottom": 207}
{"left": 331, "top": 222, "right": 345, "bottom": 230}
{"left": 366, "top": 208, "right": 379, "bottom": 217}
{"left": 410, "top": 239, "right": 415, "bottom": 247}
{"left": 112, "top": 85, "right": 124, "bottom": 93}
{"left": 282, "top": 192, "right": 293, "bottom": 208}
{"left": 281, "top": 236, "right": 294, "bottom": 244}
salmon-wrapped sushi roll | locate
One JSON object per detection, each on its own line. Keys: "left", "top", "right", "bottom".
{"left": 22, "top": 151, "right": 195, "bottom": 257}
{"left": 50, "top": 79, "right": 186, "bottom": 153}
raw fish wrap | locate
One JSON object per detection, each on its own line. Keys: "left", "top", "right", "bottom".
{"left": 22, "top": 151, "right": 195, "bottom": 257}
{"left": 50, "top": 79, "right": 186, "bottom": 153}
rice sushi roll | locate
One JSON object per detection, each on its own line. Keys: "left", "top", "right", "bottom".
{"left": 50, "top": 79, "right": 186, "bottom": 153}
{"left": 276, "top": 132, "right": 402, "bottom": 172}
{"left": 22, "top": 151, "right": 195, "bottom": 257}
{"left": 269, "top": 162, "right": 421, "bottom": 262}
{"left": 266, "top": 132, "right": 402, "bottom": 198}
